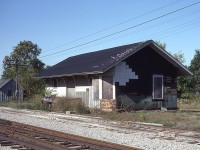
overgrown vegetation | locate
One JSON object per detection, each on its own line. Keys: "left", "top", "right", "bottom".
{"left": 2, "top": 95, "right": 200, "bottom": 130}
{"left": 3, "top": 95, "right": 46, "bottom": 110}
{"left": 91, "top": 99, "right": 200, "bottom": 131}
{"left": 3, "top": 96, "right": 89, "bottom": 114}
{"left": 53, "top": 97, "right": 89, "bottom": 114}
{"left": 178, "top": 95, "right": 200, "bottom": 110}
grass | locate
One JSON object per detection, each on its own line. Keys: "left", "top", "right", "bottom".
{"left": 3, "top": 95, "right": 46, "bottom": 110}
{"left": 178, "top": 98, "right": 200, "bottom": 110}
{"left": 88, "top": 98, "right": 200, "bottom": 130}
{"left": 2, "top": 95, "right": 200, "bottom": 131}
{"left": 2, "top": 95, "right": 89, "bottom": 114}
{"left": 89, "top": 110, "right": 200, "bottom": 130}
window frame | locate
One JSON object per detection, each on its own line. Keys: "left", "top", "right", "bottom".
{"left": 152, "top": 74, "right": 164, "bottom": 99}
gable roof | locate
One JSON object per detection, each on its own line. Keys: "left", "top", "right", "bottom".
{"left": 35, "top": 40, "right": 192, "bottom": 78}
{"left": 0, "top": 78, "right": 24, "bottom": 90}
{"left": 0, "top": 79, "right": 12, "bottom": 89}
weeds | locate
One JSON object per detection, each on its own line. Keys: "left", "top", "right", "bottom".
{"left": 178, "top": 97, "right": 200, "bottom": 110}
{"left": 2, "top": 94, "right": 200, "bottom": 131}
{"left": 2, "top": 95, "right": 89, "bottom": 114}
{"left": 52, "top": 97, "right": 89, "bottom": 114}
{"left": 3, "top": 95, "right": 46, "bottom": 110}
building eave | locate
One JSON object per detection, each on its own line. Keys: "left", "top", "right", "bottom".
{"left": 33, "top": 71, "right": 103, "bottom": 79}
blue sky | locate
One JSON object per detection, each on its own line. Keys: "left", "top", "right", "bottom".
{"left": 1, "top": 0, "right": 200, "bottom": 76}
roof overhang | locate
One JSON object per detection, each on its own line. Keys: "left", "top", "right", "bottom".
{"left": 33, "top": 71, "right": 103, "bottom": 79}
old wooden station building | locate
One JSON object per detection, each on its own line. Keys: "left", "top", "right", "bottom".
{"left": 36, "top": 40, "right": 192, "bottom": 110}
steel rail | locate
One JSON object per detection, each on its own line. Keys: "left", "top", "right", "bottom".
{"left": 0, "top": 119, "right": 140, "bottom": 150}
{"left": 0, "top": 126, "right": 73, "bottom": 150}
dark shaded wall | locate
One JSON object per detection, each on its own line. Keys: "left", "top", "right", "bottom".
{"left": 116, "top": 46, "right": 178, "bottom": 110}
{"left": 0, "top": 80, "right": 23, "bottom": 102}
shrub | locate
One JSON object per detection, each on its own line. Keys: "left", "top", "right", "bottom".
{"left": 3, "top": 94, "right": 46, "bottom": 110}
{"left": 75, "top": 102, "right": 89, "bottom": 114}
{"left": 53, "top": 97, "right": 89, "bottom": 114}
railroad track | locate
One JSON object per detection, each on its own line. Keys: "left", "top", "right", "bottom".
{"left": 0, "top": 119, "right": 139, "bottom": 150}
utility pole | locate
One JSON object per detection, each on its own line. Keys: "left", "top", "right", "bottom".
{"left": 15, "top": 59, "right": 19, "bottom": 100}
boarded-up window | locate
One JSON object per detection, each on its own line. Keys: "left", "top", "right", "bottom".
{"left": 153, "top": 75, "right": 163, "bottom": 99}
{"left": 102, "top": 76, "right": 113, "bottom": 99}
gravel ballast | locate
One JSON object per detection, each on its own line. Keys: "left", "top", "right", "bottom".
{"left": 0, "top": 107, "right": 200, "bottom": 150}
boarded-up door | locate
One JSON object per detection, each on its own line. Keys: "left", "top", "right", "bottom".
{"left": 91, "top": 77, "right": 100, "bottom": 108}
{"left": 92, "top": 77, "right": 99, "bottom": 100}
{"left": 102, "top": 76, "right": 113, "bottom": 99}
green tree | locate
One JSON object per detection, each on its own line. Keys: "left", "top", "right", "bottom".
{"left": 2, "top": 40, "right": 45, "bottom": 96}
{"left": 190, "top": 49, "right": 200, "bottom": 92}
{"left": 172, "top": 51, "right": 190, "bottom": 97}
{"left": 155, "top": 41, "right": 167, "bottom": 49}
{"left": 173, "top": 51, "right": 186, "bottom": 64}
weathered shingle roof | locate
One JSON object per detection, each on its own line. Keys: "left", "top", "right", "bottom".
{"left": 36, "top": 40, "right": 192, "bottom": 78}
{"left": 0, "top": 79, "right": 12, "bottom": 89}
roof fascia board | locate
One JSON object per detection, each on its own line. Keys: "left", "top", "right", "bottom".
{"left": 34, "top": 71, "right": 103, "bottom": 79}
{"left": 0, "top": 79, "right": 12, "bottom": 89}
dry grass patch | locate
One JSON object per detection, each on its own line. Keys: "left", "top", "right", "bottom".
{"left": 178, "top": 99, "right": 200, "bottom": 110}
{"left": 3, "top": 95, "right": 46, "bottom": 110}
{"left": 2, "top": 95, "right": 89, "bottom": 114}
{"left": 53, "top": 97, "right": 89, "bottom": 114}
{"left": 90, "top": 110, "right": 200, "bottom": 130}
{"left": 3, "top": 94, "right": 200, "bottom": 131}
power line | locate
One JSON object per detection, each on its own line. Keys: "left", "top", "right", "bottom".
{"left": 42, "top": 0, "right": 182, "bottom": 53}
{"left": 52, "top": 10, "right": 200, "bottom": 59}
{"left": 155, "top": 23, "right": 200, "bottom": 40}
{"left": 100, "top": 9, "right": 200, "bottom": 46}
{"left": 87, "top": 9, "right": 200, "bottom": 47}
{"left": 40, "top": 1, "right": 200, "bottom": 58}
{"left": 136, "top": 20, "right": 200, "bottom": 43}
{"left": 43, "top": 18, "right": 200, "bottom": 66}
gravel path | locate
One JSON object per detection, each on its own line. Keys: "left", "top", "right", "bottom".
{"left": 0, "top": 107, "right": 200, "bottom": 150}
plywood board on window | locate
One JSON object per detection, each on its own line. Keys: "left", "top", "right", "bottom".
{"left": 102, "top": 76, "right": 113, "bottom": 99}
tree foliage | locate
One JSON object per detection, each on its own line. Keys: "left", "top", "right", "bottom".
{"left": 174, "top": 50, "right": 200, "bottom": 97}
{"left": 155, "top": 41, "right": 167, "bottom": 50}
{"left": 2, "top": 40, "right": 45, "bottom": 96}
{"left": 172, "top": 51, "right": 190, "bottom": 97}
{"left": 173, "top": 51, "right": 186, "bottom": 64}
{"left": 189, "top": 49, "right": 200, "bottom": 91}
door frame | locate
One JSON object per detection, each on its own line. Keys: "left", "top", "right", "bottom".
{"left": 152, "top": 74, "right": 164, "bottom": 99}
